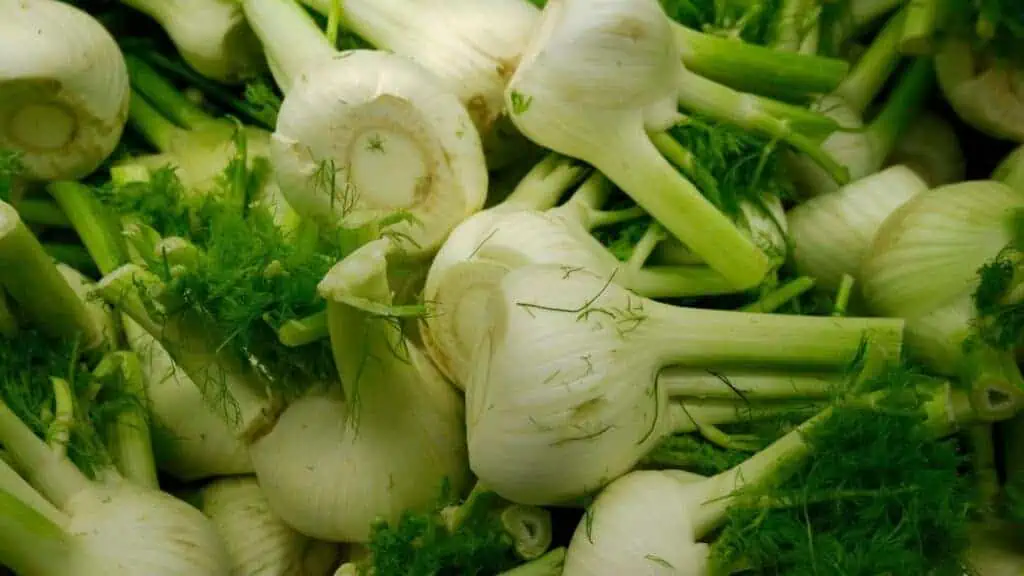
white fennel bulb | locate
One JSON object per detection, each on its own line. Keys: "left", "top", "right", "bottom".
{"left": 504, "top": 0, "right": 850, "bottom": 290}
{"left": 859, "top": 181, "right": 1024, "bottom": 395}
{"left": 119, "top": 0, "right": 265, "bottom": 83}
{"left": 787, "top": 11, "right": 932, "bottom": 197}
{"left": 123, "top": 317, "right": 253, "bottom": 481}
{"left": 885, "top": 112, "right": 966, "bottom": 187}
{"left": 0, "top": 0, "right": 130, "bottom": 181}
{"left": 466, "top": 263, "right": 905, "bottom": 505}
{"left": 299, "top": 0, "right": 538, "bottom": 168}
{"left": 100, "top": 249, "right": 471, "bottom": 543}
{"left": 247, "top": 238, "right": 471, "bottom": 541}
{"left": 197, "top": 476, "right": 341, "bottom": 575}
{"left": 0, "top": 394, "right": 231, "bottom": 575}
{"left": 562, "top": 382, "right": 986, "bottom": 576}
{"left": 788, "top": 165, "right": 929, "bottom": 293}
{"left": 422, "top": 169, "right": 734, "bottom": 387}
{"left": 936, "top": 38, "right": 1024, "bottom": 143}
{"left": 244, "top": 0, "right": 488, "bottom": 259}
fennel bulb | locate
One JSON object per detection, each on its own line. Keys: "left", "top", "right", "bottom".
{"left": 298, "top": 0, "right": 539, "bottom": 168}
{"left": 249, "top": 238, "right": 470, "bottom": 542}
{"left": 503, "top": 0, "right": 848, "bottom": 290}
{"left": 197, "top": 476, "right": 341, "bottom": 575}
{"left": 118, "top": 0, "right": 266, "bottom": 83}
{"left": 561, "top": 378, "right": 986, "bottom": 576}
{"left": 0, "top": 0, "right": 130, "bottom": 181}
{"left": 788, "top": 165, "right": 929, "bottom": 293}
{"left": 123, "top": 317, "right": 253, "bottom": 481}
{"left": 859, "top": 180, "right": 1024, "bottom": 397}
{"left": 243, "top": 0, "right": 488, "bottom": 259}
{"left": 466, "top": 263, "right": 905, "bottom": 505}
{"left": 0, "top": 374, "right": 231, "bottom": 575}
{"left": 885, "top": 111, "right": 966, "bottom": 187}
{"left": 936, "top": 38, "right": 1024, "bottom": 143}
{"left": 422, "top": 169, "right": 734, "bottom": 387}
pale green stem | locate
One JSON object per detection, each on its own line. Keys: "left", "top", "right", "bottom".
{"left": 861, "top": 57, "right": 934, "bottom": 170}
{"left": 0, "top": 459, "right": 64, "bottom": 527}
{"left": 675, "top": 70, "right": 850, "bottom": 183}
{"left": 0, "top": 201, "right": 105, "bottom": 348}
{"left": 626, "top": 223, "right": 666, "bottom": 270}
{"left": 771, "top": 0, "right": 819, "bottom": 53}
{"left": 242, "top": 0, "right": 337, "bottom": 93}
{"left": 15, "top": 199, "right": 70, "bottom": 228}
{"left": 95, "top": 352, "right": 159, "bottom": 490}
{"left": 0, "top": 489, "right": 73, "bottom": 576}
{"left": 968, "top": 424, "right": 999, "bottom": 515}
{"left": 993, "top": 146, "right": 1024, "bottom": 191}
{"left": 690, "top": 382, "right": 979, "bottom": 537}
{"left": 46, "top": 181, "right": 128, "bottom": 276}
{"left": 740, "top": 277, "right": 816, "bottom": 313}
{"left": 672, "top": 24, "right": 850, "bottom": 98}
{"left": 502, "top": 153, "right": 591, "bottom": 212}
{"left": 900, "top": 0, "right": 941, "bottom": 55}
{"left": 832, "top": 274, "right": 855, "bottom": 317}
{"left": 325, "top": 0, "right": 342, "bottom": 45}
{"left": 833, "top": 8, "right": 907, "bottom": 114}
{"left": 497, "top": 547, "right": 566, "bottom": 576}
{"left": 650, "top": 132, "right": 721, "bottom": 204}
{"left": 0, "top": 399, "right": 92, "bottom": 510}
{"left": 96, "top": 265, "right": 277, "bottom": 443}
{"left": 659, "top": 368, "right": 841, "bottom": 401}
{"left": 668, "top": 399, "right": 826, "bottom": 436}
{"left": 277, "top": 310, "right": 329, "bottom": 346}
{"left": 48, "top": 378, "right": 73, "bottom": 459}
{"left": 442, "top": 481, "right": 493, "bottom": 532}
{"left": 128, "top": 91, "right": 190, "bottom": 153}
{"left": 124, "top": 54, "right": 223, "bottom": 132}
{"left": 0, "top": 288, "right": 17, "bottom": 337}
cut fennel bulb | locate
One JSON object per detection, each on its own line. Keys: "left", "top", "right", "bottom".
{"left": 422, "top": 168, "right": 735, "bottom": 388}
{"left": 197, "top": 476, "right": 341, "bottom": 575}
{"left": 243, "top": 0, "right": 488, "bottom": 259}
{"left": 936, "top": 37, "right": 1024, "bottom": 143}
{"left": 466, "top": 263, "right": 905, "bottom": 505}
{"left": 118, "top": 0, "right": 266, "bottom": 83}
{"left": 0, "top": 0, "right": 130, "bottom": 181}
{"left": 859, "top": 180, "right": 1024, "bottom": 401}
{"left": 504, "top": 0, "right": 848, "bottom": 290}
{"left": 788, "top": 165, "right": 929, "bottom": 294}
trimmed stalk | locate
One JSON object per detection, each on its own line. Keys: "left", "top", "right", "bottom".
{"left": 46, "top": 181, "right": 128, "bottom": 275}
{"left": 93, "top": 352, "right": 159, "bottom": 490}
{"left": 466, "top": 263, "right": 906, "bottom": 504}
{"left": 0, "top": 200, "right": 106, "bottom": 348}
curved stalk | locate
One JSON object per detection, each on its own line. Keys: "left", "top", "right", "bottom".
{"left": 0, "top": 0, "right": 130, "bottom": 181}
{"left": 466, "top": 263, "right": 905, "bottom": 505}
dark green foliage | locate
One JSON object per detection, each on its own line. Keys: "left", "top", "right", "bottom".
{"left": 366, "top": 485, "right": 520, "bottom": 576}
{"left": 709, "top": 369, "right": 974, "bottom": 576}
{"left": 972, "top": 247, "right": 1024, "bottom": 351}
{"left": 660, "top": 0, "right": 782, "bottom": 45}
